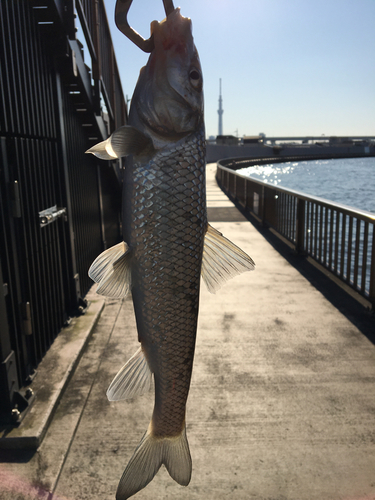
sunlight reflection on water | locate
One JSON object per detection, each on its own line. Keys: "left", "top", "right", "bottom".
{"left": 238, "top": 157, "right": 375, "bottom": 213}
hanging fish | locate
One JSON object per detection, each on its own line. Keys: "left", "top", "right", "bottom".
{"left": 86, "top": 1, "right": 255, "bottom": 498}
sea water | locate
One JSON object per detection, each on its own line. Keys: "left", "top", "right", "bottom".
{"left": 238, "top": 157, "right": 375, "bottom": 213}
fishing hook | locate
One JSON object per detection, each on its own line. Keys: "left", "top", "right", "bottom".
{"left": 115, "top": 0, "right": 175, "bottom": 53}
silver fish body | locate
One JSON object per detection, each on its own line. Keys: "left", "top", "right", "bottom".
{"left": 86, "top": 7, "right": 254, "bottom": 499}
{"left": 125, "top": 125, "right": 206, "bottom": 438}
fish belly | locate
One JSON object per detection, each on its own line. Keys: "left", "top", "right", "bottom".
{"left": 124, "top": 126, "right": 206, "bottom": 438}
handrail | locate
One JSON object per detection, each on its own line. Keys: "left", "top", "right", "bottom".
{"left": 216, "top": 158, "right": 375, "bottom": 308}
{"left": 75, "top": 0, "right": 127, "bottom": 132}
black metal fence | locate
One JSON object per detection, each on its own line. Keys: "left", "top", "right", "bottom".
{"left": 0, "top": 0, "right": 126, "bottom": 424}
{"left": 216, "top": 157, "right": 375, "bottom": 309}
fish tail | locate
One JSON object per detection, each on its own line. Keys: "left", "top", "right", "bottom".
{"left": 116, "top": 423, "right": 192, "bottom": 500}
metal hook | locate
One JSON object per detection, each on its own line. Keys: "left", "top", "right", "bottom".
{"left": 115, "top": 0, "right": 175, "bottom": 53}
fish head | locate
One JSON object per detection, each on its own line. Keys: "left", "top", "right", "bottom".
{"left": 130, "top": 8, "right": 204, "bottom": 146}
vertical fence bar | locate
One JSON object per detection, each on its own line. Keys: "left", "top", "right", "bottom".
{"left": 313, "top": 203, "right": 318, "bottom": 258}
{"left": 318, "top": 205, "right": 323, "bottom": 261}
{"left": 334, "top": 212, "right": 340, "bottom": 274}
{"left": 346, "top": 217, "right": 353, "bottom": 284}
{"left": 323, "top": 206, "right": 329, "bottom": 266}
{"left": 340, "top": 214, "right": 346, "bottom": 278}
{"left": 329, "top": 209, "right": 334, "bottom": 269}
{"left": 278, "top": 192, "right": 283, "bottom": 235}
{"left": 306, "top": 201, "right": 310, "bottom": 253}
{"left": 261, "top": 185, "right": 266, "bottom": 225}
{"left": 353, "top": 219, "right": 361, "bottom": 290}
{"left": 310, "top": 203, "right": 315, "bottom": 256}
{"left": 293, "top": 196, "right": 297, "bottom": 242}
{"left": 361, "top": 222, "right": 369, "bottom": 294}
{"left": 369, "top": 225, "right": 375, "bottom": 308}
{"left": 295, "top": 198, "right": 305, "bottom": 254}
{"left": 284, "top": 194, "right": 288, "bottom": 237}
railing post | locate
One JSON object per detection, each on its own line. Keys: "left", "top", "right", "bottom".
{"left": 55, "top": 71, "right": 81, "bottom": 306}
{"left": 92, "top": 0, "right": 101, "bottom": 81}
{"left": 369, "top": 225, "right": 375, "bottom": 310}
{"left": 261, "top": 185, "right": 268, "bottom": 226}
{"left": 295, "top": 198, "right": 305, "bottom": 254}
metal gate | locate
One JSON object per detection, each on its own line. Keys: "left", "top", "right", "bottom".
{"left": 0, "top": 0, "right": 126, "bottom": 424}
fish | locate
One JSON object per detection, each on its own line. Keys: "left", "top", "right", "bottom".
{"left": 86, "top": 4, "right": 255, "bottom": 499}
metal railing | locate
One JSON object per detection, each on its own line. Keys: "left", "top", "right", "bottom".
{"left": 76, "top": 0, "right": 127, "bottom": 131}
{"left": 0, "top": 0, "right": 125, "bottom": 424}
{"left": 216, "top": 158, "right": 375, "bottom": 308}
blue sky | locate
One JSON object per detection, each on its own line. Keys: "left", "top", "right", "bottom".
{"left": 102, "top": 0, "right": 375, "bottom": 139}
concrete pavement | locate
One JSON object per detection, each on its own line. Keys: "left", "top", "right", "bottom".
{"left": 1, "top": 163, "right": 375, "bottom": 500}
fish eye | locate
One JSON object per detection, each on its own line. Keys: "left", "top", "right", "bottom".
{"left": 189, "top": 68, "right": 202, "bottom": 89}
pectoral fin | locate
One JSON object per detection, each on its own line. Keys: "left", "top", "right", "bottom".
{"left": 85, "top": 137, "right": 117, "bottom": 160}
{"left": 201, "top": 224, "right": 255, "bottom": 294}
{"left": 88, "top": 242, "right": 132, "bottom": 298}
{"left": 85, "top": 126, "right": 153, "bottom": 159}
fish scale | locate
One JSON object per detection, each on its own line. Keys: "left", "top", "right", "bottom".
{"left": 127, "top": 125, "right": 206, "bottom": 438}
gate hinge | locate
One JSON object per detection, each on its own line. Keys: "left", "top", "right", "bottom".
{"left": 21, "top": 302, "right": 33, "bottom": 336}
{"left": 11, "top": 180, "right": 22, "bottom": 218}
{"left": 0, "top": 351, "right": 35, "bottom": 426}
{"left": 39, "top": 205, "right": 67, "bottom": 227}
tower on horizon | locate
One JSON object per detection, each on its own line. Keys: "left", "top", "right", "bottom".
{"left": 218, "top": 78, "right": 223, "bottom": 136}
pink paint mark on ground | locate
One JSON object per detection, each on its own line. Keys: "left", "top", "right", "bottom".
{"left": 0, "top": 466, "right": 71, "bottom": 500}
{"left": 341, "top": 496, "right": 375, "bottom": 500}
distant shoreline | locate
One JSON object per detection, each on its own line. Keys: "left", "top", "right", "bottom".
{"left": 207, "top": 137, "right": 375, "bottom": 163}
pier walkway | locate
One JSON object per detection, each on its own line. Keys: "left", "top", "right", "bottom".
{"left": 1, "top": 164, "right": 375, "bottom": 500}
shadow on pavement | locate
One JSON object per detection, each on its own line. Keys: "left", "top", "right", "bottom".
{"left": 250, "top": 216, "right": 375, "bottom": 345}
{"left": 0, "top": 448, "right": 35, "bottom": 463}
{"left": 212, "top": 188, "right": 375, "bottom": 345}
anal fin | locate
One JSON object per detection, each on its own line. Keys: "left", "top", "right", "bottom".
{"left": 201, "top": 223, "right": 255, "bottom": 294}
{"left": 107, "top": 346, "right": 153, "bottom": 401}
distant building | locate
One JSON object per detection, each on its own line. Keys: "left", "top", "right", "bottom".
{"left": 243, "top": 135, "right": 264, "bottom": 145}
{"left": 218, "top": 78, "right": 223, "bottom": 136}
{"left": 216, "top": 135, "right": 239, "bottom": 145}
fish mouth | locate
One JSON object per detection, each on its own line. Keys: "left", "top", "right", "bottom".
{"left": 127, "top": 7, "right": 204, "bottom": 143}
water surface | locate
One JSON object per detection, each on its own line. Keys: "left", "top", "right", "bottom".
{"left": 238, "top": 157, "right": 375, "bottom": 213}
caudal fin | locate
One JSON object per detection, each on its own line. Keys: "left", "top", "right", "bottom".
{"left": 116, "top": 424, "right": 191, "bottom": 500}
